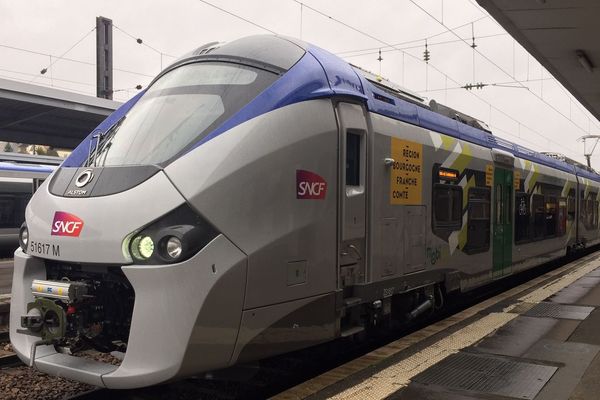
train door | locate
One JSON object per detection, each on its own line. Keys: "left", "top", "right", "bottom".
{"left": 493, "top": 166, "right": 513, "bottom": 276}
{"left": 336, "top": 102, "right": 368, "bottom": 290}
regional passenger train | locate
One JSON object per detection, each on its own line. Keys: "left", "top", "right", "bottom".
{"left": 10, "top": 35, "right": 600, "bottom": 389}
{"left": 0, "top": 153, "right": 57, "bottom": 255}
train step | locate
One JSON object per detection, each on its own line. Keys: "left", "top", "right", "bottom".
{"left": 340, "top": 326, "right": 365, "bottom": 338}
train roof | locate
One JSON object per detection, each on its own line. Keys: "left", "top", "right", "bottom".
{"left": 64, "top": 35, "right": 600, "bottom": 183}
{"left": 0, "top": 152, "right": 63, "bottom": 166}
{"left": 0, "top": 161, "right": 56, "bottom": 178}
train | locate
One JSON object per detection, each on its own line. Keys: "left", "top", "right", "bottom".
{"left": 10, "top": 35, "right": 600, "bottom": 389}
{"left": 0, "top": 153, "right": 58, "bottom": 255}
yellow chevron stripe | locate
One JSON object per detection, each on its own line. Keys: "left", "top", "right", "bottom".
{"left": 450, "top": 143, "right": 472, "bottom": 173}
{"left": 441, "top": 135, "right": 455, "bottom": 151}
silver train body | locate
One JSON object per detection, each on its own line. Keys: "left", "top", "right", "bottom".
{"left": 10, "top": 36, "right": 600, "bottom": 388}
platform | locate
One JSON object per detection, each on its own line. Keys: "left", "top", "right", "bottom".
{"left": 273, "top": 251, "right": 600, "bottom": 400}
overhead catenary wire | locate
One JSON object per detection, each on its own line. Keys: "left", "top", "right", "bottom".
{"left": 30, "top": 26, "right": 96, "bottom": 83}
{"left": 336, "top": 15, "right": 492, "bottom": 57}
{"left": 407, "top": 0, "right": 598, "bottom": 136}
{"left": 292, "top": 0, "right": 578, "bottom": 155}
{"left": 0, "top": 42, "right": 155, "bottom": 78}
{"left": 339, "top": 33, "right": 507, "bottom": 59}
{"left": 196, "top": 0, "right": 278, "bottom": 34}
{"left": 113, "top": 24, "right": 177, "bottom": 70}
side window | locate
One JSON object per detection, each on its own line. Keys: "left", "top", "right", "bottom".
{"left": 545, "top": 196, "right": 557, "bottom": 237}
{"left": 433, "top": 184, "right": 462, "bottom": 232}
{"left": 345, "top": 132, "right": 361, "bottom": 186}
{"left": 590, "top": 193, "right": 598, "bottom": 229}
{"left": 465, "top": 187, "right": 490, "bottom": 254}
{"left": 580, "top": 191, "right": 586, "bottom": 223}
{"left": 557, "top": 198, "right": 567, "bottom": 237}
{"left": 515, "top": 192, "right": 530, "bottom": 243}
{"left": 532, "top": 194, "right": 545, "bottom": 239}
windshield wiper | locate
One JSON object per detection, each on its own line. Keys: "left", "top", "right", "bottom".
{"left": 85, "top": 116, "right": 126, "bottom": 167}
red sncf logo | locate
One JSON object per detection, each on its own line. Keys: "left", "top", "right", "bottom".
{"left": 51, "top": 211, "right": 84, "bottom": 237}
{"left": 296, "top": 170, "right": 327, "bottom": 200}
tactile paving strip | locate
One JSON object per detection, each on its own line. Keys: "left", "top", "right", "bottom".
{"left": 413, "top": 352, "right": 557, "bottom": 400}
{"left": 524, "top": 301, "right": 594, "bottom": 320}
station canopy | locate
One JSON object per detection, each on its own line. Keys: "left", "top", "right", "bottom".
{"left": 0, "top": 78, "right": 121, "bottom": 149}
{"left": 476, "top": 0, "right": 600, "bottom": 122}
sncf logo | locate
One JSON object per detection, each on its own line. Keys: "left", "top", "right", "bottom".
{"left": 296, "top": 170, "right": 327, "bottom": 200}
{"left": 51, "top": 212, "right": 84, "bottom": 237}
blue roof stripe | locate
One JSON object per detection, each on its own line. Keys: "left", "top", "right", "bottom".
{"left": 59, "top": 37, "right": 597, "bottom": 183}
{"left": 0, "top": 162, "right": 55, "bottom": 174}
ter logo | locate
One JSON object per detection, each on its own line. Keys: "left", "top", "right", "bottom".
{"left": 296, "top": 170, "right": 327, "bottom": 200}
{"left": 51, "top": 211, "right": 84, "bottom": 237}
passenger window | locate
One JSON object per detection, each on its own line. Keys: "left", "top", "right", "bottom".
{"left": 567, "top": 190, "right": 576, "bottom": 221}
{"left": 532, "top": 194, "right": 545, "bottom": 239}
{"left": 557, "top": 198, "right": 567, "bottom": 236}
{"left": 580, "top": 191, "right": 586, "bottom": 223}
{"left": 433, "top": 184, "right": 462, "bottom": 231}
{"left": 590, "top": 193, "right": 598, "bottom": 229}
{"left": 346, "top": 132, "right": 361, "bottom": 186}
{"left": 545, "top": 197, "right": 557, "bottom": 237}
{"left": 515, "top": 192, "right": 530, "bottom": 243}
{"left": 465, "top": 187, "right": 490, "bottom": 254}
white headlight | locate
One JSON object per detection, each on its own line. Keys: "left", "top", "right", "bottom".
{"left": 166, "top": 236, "right": 182, "bottom": 259}
{"left": 131, "top": 235, "right": 154, "bottom": 260}
{"left": 19, "top": 225, "right": 29, "bottom": 251}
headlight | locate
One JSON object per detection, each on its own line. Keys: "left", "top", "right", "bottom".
{"left": 19, "top": 223, "right": 29, "bottom": 252}
{"left": 131, "top": 235, "right": 154, "bottom": 260}
{"left": 165, "top": 236, "right": 182, "bottom": 259}
{"left": 125, "top": 204, "right": 218, "bottom": 265}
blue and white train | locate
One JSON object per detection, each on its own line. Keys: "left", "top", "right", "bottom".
{"left": 0, "top": 154, "right": 57, "bottom": 254}
{"left": 10, "top": 35, "right": 600, "bottom": 389}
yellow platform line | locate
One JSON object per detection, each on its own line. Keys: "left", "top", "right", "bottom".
{"left": 272, "top": 251, "right": 600, "bottom": 400}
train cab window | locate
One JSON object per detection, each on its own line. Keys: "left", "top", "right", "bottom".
{"left": 532, "top": 194, "right": 545, "bottom": 239}
{"left": 433, "top": 184, "right": 462, "bottom": 231}
{"left": 557, "top": 198, "right": 567, "bottom": 237}
{"left": 465, "top": 187, "right": 490, "bottom": 253}
{"left": 346, "top": 132, "right": 361, "bottom": 186}
{"left": 545, "top": 197, "right": 557, "bottom": 237}
{"left": 515, "top": 192, "right": 530, "bottom": 243}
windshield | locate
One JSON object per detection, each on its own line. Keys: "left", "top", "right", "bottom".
{"left": 88, "top": 62, "right": 277, "bottom": 167}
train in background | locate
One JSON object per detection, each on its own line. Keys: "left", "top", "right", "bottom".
{"left": 10, "top": 35, "right": 600, "bottom": 389}
{"left": 0, "top": 153, "right": 59, "bottom": 255}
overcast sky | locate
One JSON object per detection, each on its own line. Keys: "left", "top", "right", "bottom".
{"left": 1, "top": 0, "right": 599, "bottom": 164}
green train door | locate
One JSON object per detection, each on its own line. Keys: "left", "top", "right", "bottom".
{"left": 493, "top": 167, "right": 513, "bottom": 277}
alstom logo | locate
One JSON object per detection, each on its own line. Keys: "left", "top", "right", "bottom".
{"left": 51, "top": 212, "right": 84, "bottom": 237}
{"left": 296, "top": 170, "right": 327, "bottom": 200}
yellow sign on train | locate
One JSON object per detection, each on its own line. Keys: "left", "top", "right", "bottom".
{"left": 390, "top": 137, "right": 423, "bottom": 205}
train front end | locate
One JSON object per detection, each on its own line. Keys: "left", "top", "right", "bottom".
{"left": 9, "top": 35, "right": 347, "bottom": 388}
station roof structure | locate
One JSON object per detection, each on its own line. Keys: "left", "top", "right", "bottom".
{"left": 476, "top": 0, "right": 600, "bottom": 122}
{"left": 0, "top": 78, "right": 121, "bottom": 149}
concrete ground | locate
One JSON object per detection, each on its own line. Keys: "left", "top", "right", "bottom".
{"left": 275, "top": 252, "right": 600, "bottom": 400}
